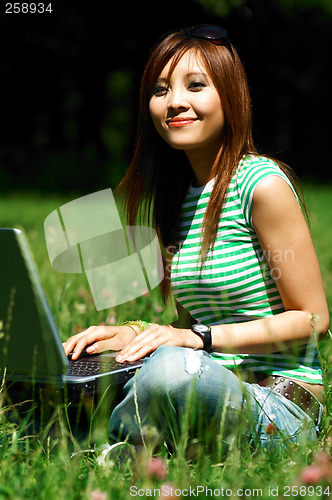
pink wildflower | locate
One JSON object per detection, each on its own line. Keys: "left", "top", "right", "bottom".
{"left": 107, "top": 314, "right": 116, "bottom": 325}
{"left": 300, "top": 464, "right": 324, "bottom": 485}
{"left": 299, "top": 451, "right": 332, "bottom": 485}
{"left": 90, "top": 490, "right": 108, "bottom": 500}
{"left": 146, "top": 457, "right": 168, "bottom": 480}
{"left": 315, "top": 451, "right": 332, "bottom": 480}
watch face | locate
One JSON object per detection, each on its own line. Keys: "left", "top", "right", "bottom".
{"left": 194, "top": 324, "right": 210, "bottom": 334}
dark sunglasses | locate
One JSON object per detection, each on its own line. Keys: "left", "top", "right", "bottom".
{"left": 185, "top": 25, "right": 234, "bottom": 57}
{"left": 186, "top": 25, "right": 229, "bottom": 44}
{"left": 150, "top": 25, "right": 234, "bottom": 58}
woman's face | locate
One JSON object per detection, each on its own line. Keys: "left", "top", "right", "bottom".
{"left": 149, "top": 51, "right": 224, "bottom": 155}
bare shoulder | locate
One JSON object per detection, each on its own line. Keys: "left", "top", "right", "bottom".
{"left": 252, "top": 175, "right": 304, "bottom": 231}
{"left": 253, "top": 174, "right": 299, "bottom": 208}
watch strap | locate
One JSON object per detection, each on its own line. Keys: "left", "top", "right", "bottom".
{"left": 191, "top": 323, "right": 212, "bottom": 352}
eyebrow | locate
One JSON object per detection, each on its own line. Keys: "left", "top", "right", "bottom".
{"left": 155, "top": 72, "right": 209, "bottom": 83}
{"left": 187, "top": 72, "right": 209, "bottom": 78}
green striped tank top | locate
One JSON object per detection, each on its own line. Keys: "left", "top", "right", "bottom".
{"left": 171, "top": 155, "right": 323, "bottom": 384}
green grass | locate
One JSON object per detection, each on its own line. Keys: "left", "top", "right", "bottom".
{"left": 0, "top": 185, "right": 331, "bottom": 499}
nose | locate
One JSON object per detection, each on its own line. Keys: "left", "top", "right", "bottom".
{"left": 167, "top": 86, "right": 189, "bottom": 112}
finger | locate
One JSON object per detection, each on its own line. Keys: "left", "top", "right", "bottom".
{"left": 63, "top": 329, "right": 94, "bottom": 356}
{"left": 69, "top": 326, "right": 116, "bottom": 359}
{"left": 71, "top": 329, "right": 110, "bottom": 359}
{"left": 116, "top": 328, "right": 164, "bottom": 362}
{"left": 116, "top": 328, "right": 153, "bottom": 360}
{"left": 85, "top": 336, "right": 124, "bottom": 354}
{"left": 124, "top": 339, "right": 160, "bottom": 361}
{"left": 116, "top": 344, "right": 149, "bottom": 362}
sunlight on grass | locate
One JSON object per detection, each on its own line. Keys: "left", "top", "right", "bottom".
{"left": 0, "top": 185, "right": 331, "bottom": 498}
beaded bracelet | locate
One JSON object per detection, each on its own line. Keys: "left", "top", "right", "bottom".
{"left": 121, "top": 320, "right": 150, "bottom": 335}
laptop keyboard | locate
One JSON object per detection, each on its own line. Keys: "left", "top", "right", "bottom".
{"left": 68, "top": 358, "right": 135, "bottom": 377}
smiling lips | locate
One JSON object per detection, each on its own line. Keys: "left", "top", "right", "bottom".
{"left": 167, "top": 117, "right": 197, "bottom": 127}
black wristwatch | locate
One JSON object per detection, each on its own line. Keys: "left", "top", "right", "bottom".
{"left": 191, "top": 323, "right": 212, "bottom": 352}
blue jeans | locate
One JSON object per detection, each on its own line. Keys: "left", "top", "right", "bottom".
{"left": 109, "top": 346, "right": 318, "bottom": 452}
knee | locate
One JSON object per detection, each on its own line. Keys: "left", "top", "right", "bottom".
{"left": 149, "top": 345, "right": 186, "bottom": 369}
{"left": 138, "top": 345, "right": 190, "bottom": 395}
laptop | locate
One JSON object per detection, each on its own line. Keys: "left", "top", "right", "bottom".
{"left": 0, "top": 228, "right": 145, "bottom": 399}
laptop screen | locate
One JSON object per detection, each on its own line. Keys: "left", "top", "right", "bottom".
{"left": 0, "top": 228, "right": 69, "bottom": 380}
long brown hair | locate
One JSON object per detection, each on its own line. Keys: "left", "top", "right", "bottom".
{"left": 116, "top": 29, "right": 305, "bottom": 301}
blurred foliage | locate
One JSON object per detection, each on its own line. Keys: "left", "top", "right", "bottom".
{"left": 0, "top": 0, "right": 331, "bottom": 193}
{"left": 197, "top": 0, "right": 332, "bottom": 16}
{"left": 277, "top": 0, "right": 332, "bottom": 15}
{"left": 196, "top": 0, "right": 245, "bottom": 17}
{"left": 103, "top": 70, "right": 134, "bottom": 187}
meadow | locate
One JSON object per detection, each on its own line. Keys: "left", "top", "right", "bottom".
{"left": 0, "top": 183, "right": 331, "bottom": 499}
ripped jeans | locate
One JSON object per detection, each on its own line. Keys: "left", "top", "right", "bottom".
{"left": 108, "top": 346, "right": 318, "bottom": 452}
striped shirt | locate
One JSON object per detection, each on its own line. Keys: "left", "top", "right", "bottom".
{"left": 171, "top": 155, "right": 322, "bottom": 384}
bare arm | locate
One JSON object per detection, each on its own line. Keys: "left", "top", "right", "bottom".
{"left": 208, "top": 176, "right": 329, "bottom": 353}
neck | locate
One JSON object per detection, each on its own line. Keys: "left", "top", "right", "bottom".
{"left": 185, "top": 143, "right": 222, "bottom": 187}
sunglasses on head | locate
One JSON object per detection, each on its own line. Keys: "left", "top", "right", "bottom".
{"left": 185, "top": 25, "right": 228, "bottom": 44}
{"left": 185, "top": 25, "right": 234, "bottom": 57}
{"left": 150, "top": 25, "right": 234, "bottom": 58}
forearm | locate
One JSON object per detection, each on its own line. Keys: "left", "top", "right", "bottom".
{"left": 171, "top": 305, "right": 325, "bottom": 354}
{"left": 172, "top": 301, "right": 322, "bottom": 353}
{"left": 211, "top": 310, "right": 324, "bottom": 354}
{"left": 117, "top": 307, "right": 326, "bottom": 362}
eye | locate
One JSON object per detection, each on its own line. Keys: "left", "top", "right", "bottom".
{"left": 188, "top": 81, "right": 206, "bottom": 91}
{"left": 152, "top": 86, "right": 169, "bottom": 97}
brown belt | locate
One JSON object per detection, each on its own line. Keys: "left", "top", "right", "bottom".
{"left": 258, "top": 376, "right": 322, "bottom": 427}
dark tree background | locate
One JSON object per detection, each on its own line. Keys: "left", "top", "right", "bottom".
{"left": 0, "top": 0, "right": 331, "bottom": 194}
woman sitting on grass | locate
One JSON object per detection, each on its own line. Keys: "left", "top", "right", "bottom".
{"left": 64, "top": 26, "right": 329, "bottom": 454}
